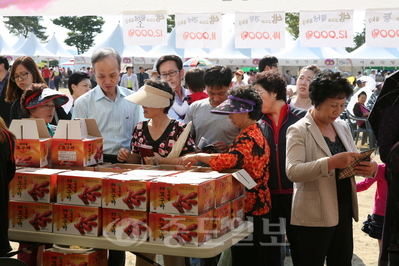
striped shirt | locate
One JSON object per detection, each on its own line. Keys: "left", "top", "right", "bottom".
{"left": 72, "top": 85, "right": 144, "bottom": 155}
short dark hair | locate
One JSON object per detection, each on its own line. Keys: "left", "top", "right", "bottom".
{"left": 185, "top": 68, "right": 205, "bottom": 93}
{"left": 254, "top": 71, "right": 286, "bottom": 101}
{"left": 310, "top": 70, "right": 353, "bottom": 107}
{"left": 358, "top": 91, "right": 367, "bottom": 99}
{"left": 258, "top": 55, "right": 278, "bottom": 72}
{"left": 203, "top": 65, "right": 232, "bottom": 89}
{"left": 126, "top": 66, "right": 132, "bottom": 71}
{"left": 156, "top": 55, "right": 183, "bottom": 74}
{"left": 0, "top": 55, "right": 9, "bottom": 71}
{"left": 229, "top": 85, "right": 263, "bottom": 120}
{"left": 68, "top": 72, "right": 90, "bottom": 95}
{"left": 145, "top": 79, "right": 174, "bottom": 113}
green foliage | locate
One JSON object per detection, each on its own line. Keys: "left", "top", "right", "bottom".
{"left": 346, "top": 22, "right": 365, "bottom": 52}
{"left": 3, "top": 16, "right": 48, "bottom": 41}
{"left": 285, "top": 13, "right": 299, "bottom": 40}
{"left": 167, "top": 15, "right": 175, "bottom": 33}
{"left": 52, "top": 16, "right": 105, "bottom": 54}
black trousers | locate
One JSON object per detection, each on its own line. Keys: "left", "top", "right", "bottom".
{"left": 293, "top": 202, "right": 353, "bottom": 266}
{"left": 231, "top": 213, "right": 271, "bottom": 266}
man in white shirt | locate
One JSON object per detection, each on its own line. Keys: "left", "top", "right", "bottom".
{"left": 120, "top": 66, "right": 139, "bottom": 91}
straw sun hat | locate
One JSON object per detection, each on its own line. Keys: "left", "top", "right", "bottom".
{"left": 124, "top": 84, "right": 173, "bottom": 108}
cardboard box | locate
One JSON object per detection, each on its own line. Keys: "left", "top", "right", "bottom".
{"left": 123, "top": 169, "right": 180, "bottom": 177}
{"left": 149, "top": 211, "right": 213, "bottom": 247}
{"left": 230, "top": 196, "right": 245, "bottom": 229}
{"left": 97, "top": 163, "right": 152, "bottom": 174}
{"left": 102, "top": 175, "right": 154, "bottom": 211}
{"left": 43, "top": 248, "right": 107, "bottom": 266}
{"left": 52, "top": 119, "right": 103, "bottom": 167}
{"left": 53, "top": 204, "right": 102, "bottom": 236}
{"left": 9, "top": 119, "right": 52, "bottom": 167}
{"left": 9, "top": 168, "right": 67, "bottom": 203}
{"left": 102, "top": 208, "right": 148, "bottom": 241}
{"left": 213, "top": 203, "right": 231, "bottom": 238}
{"left": 178, "top": 170, "right": 233, "bottom": 208}
{"left": 57, "top": 171, "right": 113, "bottom": 206}
{"left": 9, "top": 201, "right": 53, "bottom": 232}
{"left": 150, "top": 177, "right": 215, "bottom": 215}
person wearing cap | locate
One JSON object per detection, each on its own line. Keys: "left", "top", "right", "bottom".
{"left": 120, "top": 66, "right": 139, "bottom": 91}
{"left": 354, "top": 79, "right": 367, "bottom": 93}
{"left": 117, "top": 79, "right": 195, "bottom": 165}
{"left": 20, "top": 83, "right": 69, "bottom": 136}
{"left": 117, "top": 79, "right": 195, "bottom": 266}
{"left": 231, "top": 69, "right": 246, "bottom": 87}
{"left": 146, "top": 68, "right": 159, "bottom": 79}
{"left": 179, "top": 85, "right": 271, "bottom": 266}
{"left": 6, "top": 56, "right": 71, "bottom": 127}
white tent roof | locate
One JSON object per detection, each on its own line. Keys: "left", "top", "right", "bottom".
{"left": 12, "top": 35, "right": 26, "bottom": 50}
{"left": 45, "top": 35, "right": 74, "bottom": 60}
{"left": 12, "top": 33, "right": 56, "bottom": 60}
{"left": 207, "top": 34, "right": 249, "bottom": 66}
{"left": 74, "top": 24, "right": 149, "bottom": 65}
{"left": 0, "top": 34, "right": 17, "bottom": 59}
{"left": 0, "top": 0, "right": 394, "bottom": 15}
{"left": 341, "top": 44, "right": 399, "bottom": 67}
{"left": 274, "top": 38, "right": 344, "bottom": 66}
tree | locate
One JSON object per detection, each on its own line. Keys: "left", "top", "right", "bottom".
{"left": 3, "top": 16, "right": 48, "bottom": 41}
{"left": 346, "top": 23, "right": 365, "bottom": 52}
{"left": 52, "top": 16, "right": 105, "bottom": 54}
{"left": 285, "top": 13, "right": 299, "bottom": 40}
{"left": 167, "top": 15, "right": 175, "bottom": 33}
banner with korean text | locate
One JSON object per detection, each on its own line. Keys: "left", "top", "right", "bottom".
{"left": 234, "top": 12, "right": 285, "bottom": 49}
{"left": 122, "top": 11, "right": 167, "bottom": 46}
{"left": 365, "top": 10, "right": 399, "bottom": 47}
{"left": 175, "top": 13, "right": 222, "bottom": 49}
{"left": 299, "top": 10, "right": 353, "bottom": 47}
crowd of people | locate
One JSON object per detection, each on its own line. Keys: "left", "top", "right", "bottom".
{"left": 0, "top": 50, "right": 397, "bottom": 266}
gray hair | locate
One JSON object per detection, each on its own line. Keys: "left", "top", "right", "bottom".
{"left": 91, "top": 47, "right": 121, "bottom": 69}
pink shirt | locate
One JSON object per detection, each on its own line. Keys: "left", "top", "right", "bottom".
{"left": 356, "top": 164, "right": 387, "bottom": 216}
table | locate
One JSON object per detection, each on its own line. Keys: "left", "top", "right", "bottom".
{"left": 9, "top": 221, "right": 253, "bottom": 258}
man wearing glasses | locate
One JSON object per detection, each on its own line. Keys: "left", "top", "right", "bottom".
{"left": 156, "top": 55, "right": 189, "bottom": 121}
{"left": 258, "top": 55, "right": 279, "bottom": 73}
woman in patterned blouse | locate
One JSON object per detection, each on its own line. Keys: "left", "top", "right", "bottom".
{"left": 117, "top": 79, "right": 195, "bottom": 165}
{"left": 179, "top": 85, "right": 271, "bottom": 266}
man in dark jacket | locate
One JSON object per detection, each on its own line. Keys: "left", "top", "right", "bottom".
{"left": 0, "top": 56, "right": 11, "bottom": 126}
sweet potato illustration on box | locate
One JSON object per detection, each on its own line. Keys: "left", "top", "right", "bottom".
{"left": 78, "top": 184, "right": 102, "bottom": 205}
{"left": 29, "top": 209, "right": 52, "bottom": 231}
{"left": 74, "top": 213, "right": 98, "bottom": 235}
{"left": 123, "top": 188, "right": 146, "bottom": 209}
{"left": 27, "top": 180, "right": 50, "bottom": 201}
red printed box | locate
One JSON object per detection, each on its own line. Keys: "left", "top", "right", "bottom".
{"left": 213, "top": 203, "right": 231, "bottom": 238}
{"left": 43, "top": 248, "right": 107, "bottom": 266}
{"left": 53, "top": 204, "right": 102, "bottom": 236}
{"left": 102, "top": 175, "right": 154, "bottom": 211}
{"left": 9, "top": 201, "right": 53, "bottom": 232}
{"left": 52, "top": 119, "right": 103, "bottom": 167}
{"left": 149, "top": 211, "right": 213, "bottom": 247}
{"left": 9, "top": 168, "right": 67, "bottom": 203}
{"left": 150, "top": 177, "right": 215, "bottom": 215}
{"left": 179, "top": 171, "right": 233, "bottom": 207}
{"left": 9, "top": 119, "right": 52, "bottom": 167}
{"left": 102, "top": 208, "right": 148, "bottom": 241}
{"left": 230, "top": 196, "right": 245, "bottom": 229}
{"left": 57, "top": 171, "right": 113, "bottom": 206}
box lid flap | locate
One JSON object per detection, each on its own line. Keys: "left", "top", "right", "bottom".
{"left": 9, "top": 119, "right": 51, "bottom": 139}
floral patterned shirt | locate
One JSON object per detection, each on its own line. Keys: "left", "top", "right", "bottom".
{"left": 209, "top": 123, "right": 271, "bottom": 216}
{"left": 132, "top": 119, "right": 195, "bottom": 158}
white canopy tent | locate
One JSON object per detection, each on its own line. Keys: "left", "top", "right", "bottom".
{"left": 12, "top": 33, "right": 57, "bottom": 61}
{"left": 274, "top": 38, "right": 344, "bottom": 66}
{"left": 74, "top": 24, "right": 150, "bottom": 66}
{"left": 0, "top": 34, "right": 19, "bottom": 61}
{"left": 340, "top": 44, "right": 399, "bottom": 67}
{"left": 12, "top": 35, "right": 26, "bottom": 50}
{"left": 45, "top": 35, "right": 74, "bottom": 62}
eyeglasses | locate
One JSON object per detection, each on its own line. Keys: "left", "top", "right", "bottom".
{"left": 38, "top": 104, "right": 56, "bottom": 109}
{"left": 256, "top": 90, "right": 266, "bottom": 95}
{"left": 11, "top": 72, "right": 30, "bottom": 82}
{"left": 160, "top": 70, "right": 179, "bottom": 79}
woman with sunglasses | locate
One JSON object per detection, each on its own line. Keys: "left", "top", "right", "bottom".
{"left": 5, "top": 56, "right": 70, "bottom": 126}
